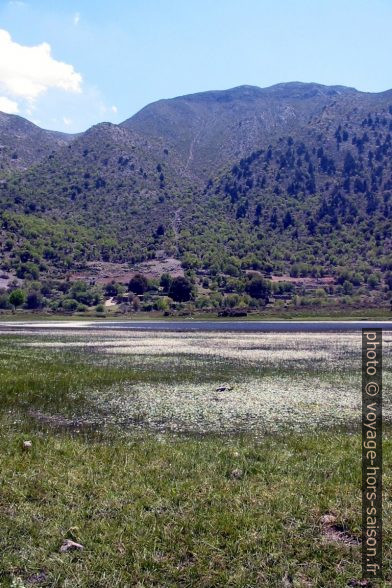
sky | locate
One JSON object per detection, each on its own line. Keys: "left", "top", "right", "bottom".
{"left": 0, "top": 0, "right": 392, "bottom": 133}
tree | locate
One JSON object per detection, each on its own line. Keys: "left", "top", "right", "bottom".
{"left": 156, "top": 224, "right": 165, "bottom": 237}
{"left": 26, "top": 290, "right": 43, "bottom": 309}
{"left": 169, "top": 276, "right": 193, "bottom": 302}
{"left": 255, "top": 203, "right": 262, "bottom": 217}
{"left": 385, "top": 272, "right": 392, "bottom": 291}
{"left": 245, "top": 276, "right": 271, "bottom": 301}
{"left": 270, "top": 208, "right": 278, "bottom": 229}
{"left": 0, "top": 293, "right": 11, "bottom": 309}
{"left": 128, "top": 273, "right": 149, "bottom": 295}
{"left": 344, "top": 152, "right": 356, "bottom": 175}
{"left": 367, "top": 275, "right": 380, "bottom": 289}
{"left": 283, "top": 211, "right": 294, "bottom": 229}
{"left": 130, "top": 295, "right": 141, "bottom": 311}
{"left": 160, "top": 273, "right": 173, "bottom": 293}
{"left": 342, "top": 280, "right": 353, "bottom": 295}
{"left": 9, "top": 289, "right": 26, "bottom": 308}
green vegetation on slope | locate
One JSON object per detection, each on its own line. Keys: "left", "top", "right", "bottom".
{"left": 0, "top": 83, "right": 391, "bottom": 313}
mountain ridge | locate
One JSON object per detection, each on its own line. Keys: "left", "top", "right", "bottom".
{"left": 0, "top": 111, "right": 77, "bottom": 173}
{"left": 2, "top": 81, "right": 392, "bottom": 179}
{"left": 121, "top": 82, "right": 392, "bottom": 178}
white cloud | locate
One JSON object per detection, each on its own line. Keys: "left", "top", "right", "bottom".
{"left": 73, "top": 12, "right": 80, "bottom": 26}
{"left": 0, "top": 96, "right": 19, "bottom": 114}
{"left": 111, "top": 105, "right": 118, "bottom": 113}
{"left": 63, "top": 116, "right": 72, "bottom": 126}
{"left": 0, "top": 29, "right": 82, "bottom": 105}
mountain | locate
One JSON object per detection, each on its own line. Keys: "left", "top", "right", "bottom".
{"left": 0, "top": 112, "right": 75, "bottom": 173}
{"left": 122, "top": 82, "right": 375, "bottom": 178}
{"left": 0, "top": 82, "right": 391, "bottom": 307}
{"left": 0, "top": 119, "right": 201, "bottom": 277}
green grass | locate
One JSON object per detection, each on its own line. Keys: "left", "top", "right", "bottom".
{"left": 0, "top": 332, "right": 390, "bottom": 586}
{"left": 0, "top": 305, "right": 390, "bottom": 321}
{"left": 1, "top": 423, "right": 391, "bottom": 587}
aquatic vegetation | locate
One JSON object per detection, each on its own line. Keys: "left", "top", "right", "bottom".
{"left": 1, "top": 329, "right": 389, "bottom": 434}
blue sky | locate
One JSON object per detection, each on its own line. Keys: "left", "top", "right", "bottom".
{"left": 1, "top": 0, "right": 391, "bottom": 132}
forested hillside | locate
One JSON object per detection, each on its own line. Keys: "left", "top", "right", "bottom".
{"left": 182, "top": 96, "right": 392, "bottom": 275}
{"left": 0, "top": 82, "right": 391, "bottom": 313}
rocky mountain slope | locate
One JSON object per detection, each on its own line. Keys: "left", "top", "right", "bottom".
{"left": 0, "top": 112, "right": 75, "bottom": 173}
{"left": 122, "top": 82, "right": 392, "bottom": 178}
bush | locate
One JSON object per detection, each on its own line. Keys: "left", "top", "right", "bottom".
{"left": 105, "top": 281, "right": 124, "bottom": 297}
{"left": 154, "top": 297, "right": 170, "bottom": 311}
{"left": 223, "top": 294, "right": 240, "bottom": 308}
{"left": 70, "top": 281, "right": 101, "bottom": 306}
{"left": 218, "top": 308, "right": 248, "bottom": 317}
{"left": 62, "top": 298, "right": 78, "bottom": 312}
{"left": 16, "top": 262, "right": 39, "bottom": 280}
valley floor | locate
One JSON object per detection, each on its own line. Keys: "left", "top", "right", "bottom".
{"left": 0, "top": 330, "right": 391, "bottom": 586}
{"left": 0, "top": 304, "right": 391, "bottom": 322}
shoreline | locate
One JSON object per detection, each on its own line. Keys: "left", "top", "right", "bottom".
{"left": 1, "top": 319, "right": 392, "bottom": 332}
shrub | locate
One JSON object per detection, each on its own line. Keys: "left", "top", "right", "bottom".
{"left": 105, "top": 281, "right": 124, "bottom": 297}
{"left": 154, "top": 297, "right": 170, "bottom": 311}
{"left": 62, "top": 298, "right": 78, "bottom": 312}
{"left": 16, "top": 263, "right": 39, "bottom": 280}
{"left": 70, "top": 281, "right": 101, "bottom": 306}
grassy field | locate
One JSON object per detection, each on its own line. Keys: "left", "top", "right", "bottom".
{"left": 0, "top": 305, "right": 391, "bottom": 322}
{"left": 0, "top": 330, "right": 391, "bottom": 587}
